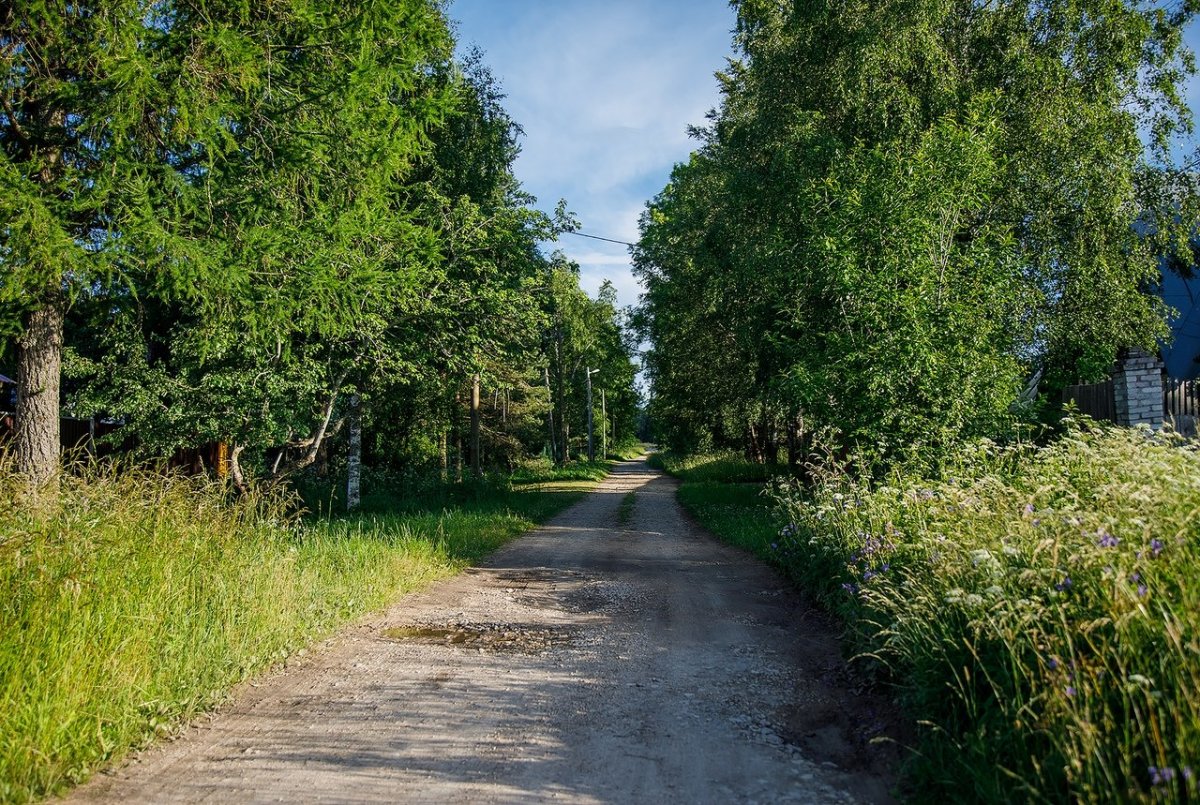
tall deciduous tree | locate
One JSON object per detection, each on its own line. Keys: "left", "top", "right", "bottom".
{"left": 637, "top": 0, "right": 1199, "bottom": 469}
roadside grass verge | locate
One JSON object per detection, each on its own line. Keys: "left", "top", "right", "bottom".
{"left": 649, "top": 450, "right": 783, "bottom": 484}
{"left": 772, "top": 422, "right": 1200, "bottom": 802}
{"left": 650, "top": 450, "right": 787, "bottom": 562}
{"left": 607, "top": 437, "right": 648, "bottom": 461}
{"left": 0, "top": 464, "right": 597, "bottom": 803}
{"left": 509, "top": 458, "right": 613, "bottom": 485}
{"left": 675, "top": 482, "right": 782, "bottom": 558}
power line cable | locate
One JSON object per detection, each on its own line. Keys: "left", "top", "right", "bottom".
{"left": 560, "top": 230, "right": 636, "bottom": 248}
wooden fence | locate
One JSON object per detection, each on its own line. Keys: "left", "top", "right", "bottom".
{"left": 1164, "top": 377, "right": 1200, "bottom": 419}
{"left": 1064, "top": 375, "right": 1200, "bottom": 435}
{"left": 1062, "top": 379, "right": 1116, "bottom": 423}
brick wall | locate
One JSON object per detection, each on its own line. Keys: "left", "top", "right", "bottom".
{"left": 1113, "top": 348, "right": 1164, "bottom": 429}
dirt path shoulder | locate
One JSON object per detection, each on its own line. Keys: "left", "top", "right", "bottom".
{"left": 69, "top": 459, "right": 901, "bottom": 804}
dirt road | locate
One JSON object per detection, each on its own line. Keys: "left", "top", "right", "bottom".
{"left": 71, "top": 459, "right": 900, "bottom": 804}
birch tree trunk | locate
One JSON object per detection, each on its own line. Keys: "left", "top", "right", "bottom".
{"left": 346, "top": 393, "right": 362, "bottom": 512}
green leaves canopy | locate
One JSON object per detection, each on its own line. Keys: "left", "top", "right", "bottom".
{"left": 636, "top": 0, "right": 1198, "bottom": 467}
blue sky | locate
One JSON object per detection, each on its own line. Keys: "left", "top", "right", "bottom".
{"left": 450, "top": 0, "right": 735, "bottom": 310}
{"left": 449, "top": 1, "right": 1200, "bottom": 312}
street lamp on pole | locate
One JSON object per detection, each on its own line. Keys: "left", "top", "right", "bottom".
{"left": 586, "top": 367, "right": 599, "bottom": 462}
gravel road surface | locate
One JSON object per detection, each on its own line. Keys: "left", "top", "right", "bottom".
{"left": 70, "top": 459, "right": 900, "bottom": 804}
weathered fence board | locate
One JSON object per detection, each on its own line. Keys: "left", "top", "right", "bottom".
{"left": 1062, "top": 379, "right": 1116, "bottom": 423}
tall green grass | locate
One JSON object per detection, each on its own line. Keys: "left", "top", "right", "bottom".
{"left": 0, "top": 465, "right": 593, "bottom": 803}
{"left": 649, "top": 450, "right": 785, "bottom": 484}
{"left": 676, "top": 481, "right": 782, "bottom": 557}
{"left": 508, "top": 458, "right": 614, "bottom": 485}
{"left": 773, "top": 421, "right": 1200, "bottom": 802}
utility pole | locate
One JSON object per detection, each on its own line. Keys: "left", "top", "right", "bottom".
{"left": 601, "top": 389, "right": 607, "bottom": 461}
{"left": 586, "top": 367, "right": 599, "bottom": 462}
{"left": 470, "top": 374, "right": 482, "bottom": 479}
{"left": 544, "top": 366, "right": 556, "bottom": 464}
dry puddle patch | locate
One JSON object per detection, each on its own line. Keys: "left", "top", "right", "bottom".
{"left": 382, "top": 623, "right": 578, "bottom": 654}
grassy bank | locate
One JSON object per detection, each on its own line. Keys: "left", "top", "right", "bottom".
{"left": 650, "top": 451, "right": 786, "bottom": 560}
{"left": 0, "top": 464, "right": 596, "bottom": 803}
{"left": 773, "top": 423, "right": 1200, "bottom": 801}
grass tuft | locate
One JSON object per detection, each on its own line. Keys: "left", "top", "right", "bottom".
{"left": 618, "top": 491, "right": 637, "bottom": 526}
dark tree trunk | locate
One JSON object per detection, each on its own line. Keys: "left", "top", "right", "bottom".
{"left": 15, "top": 292, "right": 64, "bottom": 491}
{"left": 453, "top": 390, "right": 463, "bottom": 482}
{"left": 787, "top": 418, "right": 799, "bottom": 468}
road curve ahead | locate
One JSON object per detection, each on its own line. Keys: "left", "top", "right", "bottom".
{"left": 71, "top": 459, "right": 899, "bottom": 804}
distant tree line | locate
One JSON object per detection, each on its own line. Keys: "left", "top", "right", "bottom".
{"left": 1, "top": 1, "right": 639, "bottom": 497}
{"left": 635, "top": 0, "right": 1199, "bottom": 471}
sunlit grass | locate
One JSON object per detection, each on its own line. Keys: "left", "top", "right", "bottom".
{"left": 0, "top": 463, "right": 596, "bottom": 803}
{"left": 772, "top": 421, "right": 1200, "bottom": 802}
{"left": 649, "top": 450, "right": 786, "bottom": 484}
{"left": 676, "top": 481, "right": 781, "bottom": 557}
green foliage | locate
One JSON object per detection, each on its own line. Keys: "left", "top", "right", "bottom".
{"left": 607, "top": 435, "right": 646, "bottom": 461}
{"left": 508, "top": 458, "right": 613, "bottom": 485}
{"left": 0, "top": 464, "right": 592, "bottom": 802}
{"left": 1, "top": 3, "right": 642, "bottom": 489}
{"left": 772, "top": 422, "right": 1200, "bottom": 801}
{"left": 635, "top": 0, "right": 1199, "bottom": 469}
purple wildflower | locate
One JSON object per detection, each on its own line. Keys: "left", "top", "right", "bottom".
{"left": 1097, "top": 531, "right": 1119, "bottom": 549}
{"left": 1065, "top": 686, "right": 1076, "bottom": 698}
{"left": 1150, "top": 766, "right": 1177, "bottom": 787}
{"left": 1150, "top": 538, "right": 1165, "bottom": 558}
{"left": 1047, "top": 657, "right": 1059, "bottom": 670}
{"left": 1138, "top": 584, "right": 1148, "bottom": 599}
{"left": 1055, "top": 576, "right": 1073, "bottom": 592}
{"left": 1023, "top": 503, "right": 1035, "bottom": 517}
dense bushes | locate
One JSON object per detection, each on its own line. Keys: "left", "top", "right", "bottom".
{"left": 773, "top": 422, "right": 1200, "bottom": 801}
